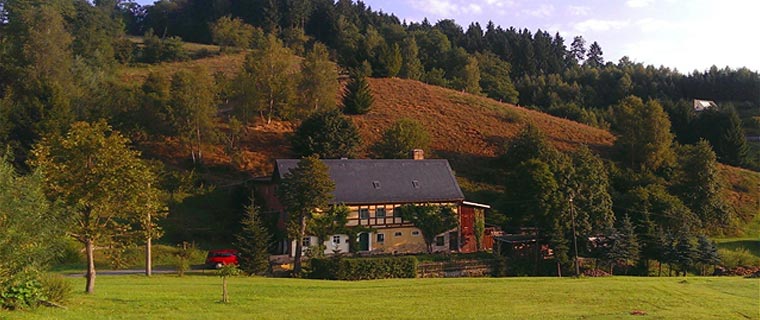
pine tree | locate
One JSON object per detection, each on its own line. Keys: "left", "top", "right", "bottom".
{"left": 342, "top": 76, "right": 374, "bottom": 115}
{"left": 234, "top": 203, "right": 272, "bottom": 275}
{"left": 379, "top": 43, "right": 402, "bottom": 77}
{"left": 277, "top": 156, "right": 335, "bottom": 276}
{"left": 675, "top": 232, "right": 697, "bottom": 276}
{"left": 696, "top": 234, "right": 720, "bottom": 275}
{"left": 585, "top": 41, "right": 604, "bottom": 67}
{"left": 400, "top": 37, "right": 423, "bottom": 80}
{"left": 606, "top": 214, "right": 640, "bottom": 275}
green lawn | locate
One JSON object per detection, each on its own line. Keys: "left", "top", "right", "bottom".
{"left": 3, "top": 276, "right": 758, "bottom": 320}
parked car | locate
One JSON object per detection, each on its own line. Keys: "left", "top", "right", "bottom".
{"left": 205, "top": 249, "right": 239, "bottom": 269}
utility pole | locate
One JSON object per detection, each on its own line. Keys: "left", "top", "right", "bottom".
{"left": 569, "top": 194, "right": 580, "bottom": 277}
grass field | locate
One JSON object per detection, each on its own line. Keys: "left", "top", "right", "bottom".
{"left": 3, "top": 276, "right": 758, "bottom": 320}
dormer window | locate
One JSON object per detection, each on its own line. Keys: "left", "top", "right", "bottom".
{"left": 412, "top": 180, "right": 420, "bottom": 188}
{"left": 372, "top": 181, "right": 381, "bottom": 189}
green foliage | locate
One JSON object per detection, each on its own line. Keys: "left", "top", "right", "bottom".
{"left": 38, "top": 274, "right": 72, "bottom": 305}
{"left": 673, "top": 140, "right": 732, "bottom": 232}
{"left": 396, "top": 204, "right": 458, "bottom": 253}
{"left": 1, "top": 278, "right": 44, "bottom": 310}
{"left": 568, "top": 146, "right": 614, "bottom": 235}
{"left": 605, "top": 215, "right": 640, "bottom": 274}
{"left": 400, "top": 37, "right": 424, "bottom": 80}
{"left": 141, "top": 29, "right": 188, "bottom": 63}
{"left": 717, "top": 248, "right": 760, "bottom": 269}
{"left": 210, "top": 16, "right": 255, "bottom": 53}
{"left": 423, "top": 68, "right": 449, "bottom": 87}
{"left": 378, "top": 43, "right": 402, "bottom": 77}
{"left": 463, "top": 56, "right": 481, "bottom": 95}
{"left": 474, "top": 210, "right": 486, "bottom": 251}
{"left": 169, "top": 67, "right": 219, "bottom": 163}
{"left": 612, "top": 96, "right": 675, "bottom": 171}
{"left": 475, "top": 52, "right": 518, "bottom": 103}
{"left": 298, "top": 42, "right": 339, "bottom": 114}
{"left": 372, "top": 118, "right": 430, "bottom": 159}
{"left": 292, "top": 109, "right": 361, "bottom": 159}
{"left": 503, "top": 159, "right": 559, "bottom": 229}
{"left": 342, "top": 76, "right": 374, "bottom": 115}
{"left": 692, "top": 105, "right": 750, "bottom": 167}
{"left": 696, "top": 235, "right": 720, "bottom": 275}
{"left": 236, "top": 34, "right": 298, "bottom": 123}
{"left": 309, "top": 256, "right": 418, "bottom": 280}
{"left": 674, "top": 232, "right": 698, "bottom": 275}
{"left": 277, "top": 156, "right": 335, "bottom": 275}
{"left": 218, "top": 264, "right": 241, "bottom": 303}
{"left": 234, "top": 204, "right": 272, "bottom": 275}
{"left": 307, "top": 205, "right": 350, "bottom": 256}
{"left": 30, "top": 120, "right": 160, "bottom": 293}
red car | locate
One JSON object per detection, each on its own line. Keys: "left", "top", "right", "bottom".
{"left": 205, "top": 249, "right": 239, "bottom": 269}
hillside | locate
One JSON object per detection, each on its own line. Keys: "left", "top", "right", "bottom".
{"left": 119, "top": 52, "right": 759, "bottom": 237}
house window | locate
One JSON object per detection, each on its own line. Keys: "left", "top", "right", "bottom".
{"left": 359, "top": 208, "right": 369, "bottom": 219}
{"left": 332, "top": 235, "right": 341, "bottom": 244}
{"left": 375, "top": 207, "right": 386, "bottom": 218}
{"left": 435, "top": 236, "right": 445, "bottom": 246}
{"left": 412, "top": 231, "right": 420, "bottom": 236}
{"left": 394, "top": 232, "right": 403, "bottom": 237}
{"left": 302, "top": 237, "right": 311, "bottom": 247}
{"left": 376, "top": 233, "right": 385, "bottom": 243}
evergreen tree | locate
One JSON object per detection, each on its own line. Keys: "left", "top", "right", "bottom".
{"left": 298, "top": 42, "right": 339, "bottom": 114}
{"left": 342, "top": 76, "right": 374, "bottom": 115}
{"left": 372, "top": 118, "right": 430, "bottom": 159}
{"left": 606, "top": 214, "right": 640, "bottom": 274}
{"left": 695, "top": 234, "right": 720, "bottom": 276}
{"left": 234, "top": 203, "right": 272, "bottom": 275}
{"left": 292, "top": 109, "right": 361, "bottom": 159}
{"left": 400, "top": 37, "right": 424, "bottom": 80}
{"left": 692, "top": 106, "right": 750, "bottom": 167}
{"left": 585, "top": 41, "right": 604, "bottom": 67}
{"left": 277, "top": 156, "right": 335, "bottom": 276}
{"left": 674, "top": 232, "right": 697, "bottom": 276}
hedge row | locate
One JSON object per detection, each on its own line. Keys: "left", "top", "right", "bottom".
{"left": 309, "top": 256, "right": 418, "bottom": 280}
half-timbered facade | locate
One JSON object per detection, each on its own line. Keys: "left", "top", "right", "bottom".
{"left": 257, "top": 155, "right": 493, "bottom": 256}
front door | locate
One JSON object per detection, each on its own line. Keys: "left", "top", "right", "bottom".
{"left": 359, "top": 232, "right": 370, "bottom": 251}
{"left": 449, "top": 232, "right": 459, "bottom": 251}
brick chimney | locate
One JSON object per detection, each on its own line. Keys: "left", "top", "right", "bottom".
{"left": 411, "top": 149, "right": 424, "bottom": 160}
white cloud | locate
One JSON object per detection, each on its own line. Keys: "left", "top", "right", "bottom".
{"left": 406, "top": 0, "right": 492, "bottom": 17}
{"left": 567, "top": 5, "right": 590, "bottom": 16}
{"left": 626, "top": 0, "right": 655, "bottom": 8}
{"left": 574, "top": 19, "right": 630, "bottom": 33}
{"left": 521, "top": 4, "right": 555, "bottom": 18}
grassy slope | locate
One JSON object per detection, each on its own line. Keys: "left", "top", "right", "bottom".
{"left": 6, "top": 276, "right": 759, "bottom": 320}
{"left": 116, "top": 50, "right": 760, "bottom": 237}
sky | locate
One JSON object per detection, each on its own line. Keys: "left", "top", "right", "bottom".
{"left": 136, "top": 0, "right": 760, "bottom": 73}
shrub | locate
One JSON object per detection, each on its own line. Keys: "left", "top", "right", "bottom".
{"left": 309, "top": 256, "right": 418, "bottom": 280}
{"left": 39, "top": 274, "right": 71, "bottom": 305}
{"left": 718, "top": 248, "right": 760, "bottom": 269}
{"left": 1, "top": 278, "right": 44, "bottom": 310}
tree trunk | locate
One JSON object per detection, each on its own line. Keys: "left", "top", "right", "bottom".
{"left": 196, "top": 125, "right": 202, "bottom": 162}
{"left": 293, "top": 214, "right": 307, "bottom": 276}
{"left": 267, "top": 96, "right": 274, "bottom": 124}
{"left": 658, "top": 261, "right": 662, "bottom": 277}
{"left": 222, "top": 276, "right": 228, "bottom": 303}
{"left": 145, "top": 236, "right": 152, "bottom": 277}
{"left": 85, "top": 239, "right": 96, "bottom": 294}
{"left": 556, "top": 261, "right": 562, "bottom": 277}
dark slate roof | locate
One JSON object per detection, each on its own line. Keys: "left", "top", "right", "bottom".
{"left": 274, "top": 159, "right": 465, "bottom": 205}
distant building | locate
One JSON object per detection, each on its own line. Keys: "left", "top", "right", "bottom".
{"left": 693, "top": 99, "right": 718, "bottom": 112}
{"left": 256, "top": 150, "right": 495, "bottom": 256}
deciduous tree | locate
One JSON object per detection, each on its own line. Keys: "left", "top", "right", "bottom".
{"left": 612, "top": 96, "right": 675, "bottom": 171}
{"left": 211, "top": 16, "right": 255, "bottom": 53}
{"left": 169, "top": 68, "right": 218, "bottom": 164}
{"left": 396, "top": 204, "right": 458, "bottom": 253}
{"left": 292, "top": 109, "right": 361, "bottom": 159}
{"left": 30, "top": 121, "right": 160, "bottom": 293}
{"left": 372, "top": 118, "right": 430, "bottom": 159}
{"left": 298, "top": 42, "right": 338, "bottom": 114}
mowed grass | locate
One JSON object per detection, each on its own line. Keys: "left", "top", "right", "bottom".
{"left": 5, "top": 276, "right": 759, "bottom": 320}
